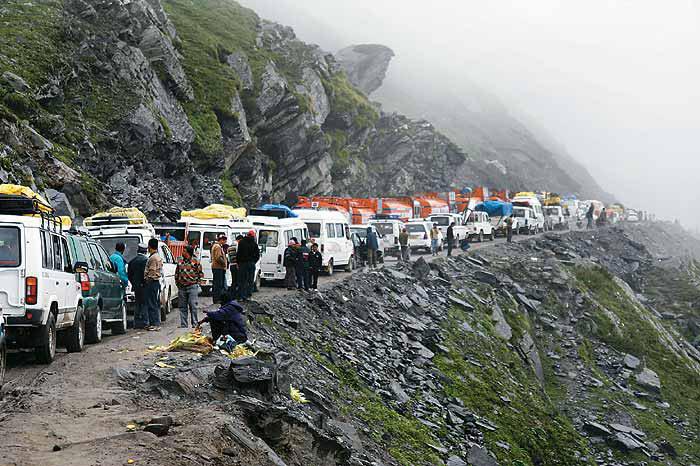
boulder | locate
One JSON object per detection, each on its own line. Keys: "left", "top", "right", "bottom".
{"left": 226, "top": 51, "right": 254, "bottom": 91}
{"left": 336, "top": 44, "right": 394, "bottom": 95}
{"left": 1, "top": 71, "right": 30, "bottom": 92}
{"left": 474, "top": 270, "right": 500, "bottom": 286}
{"left": 623, "top": 354, "right": 641, "bottom": 370}
{"left": 446, "top": 455, "right": 467, "bottom": 466}
{"left": 491, "top": 305, "right": 512, "bottom": 340}
{"left": 635, "top": 368, "right": 661, "bottom": 393}
{"left": 45, "top": 189, "right": 75, "bottom": 218}
{"left": 412, "top": 257, "right": 431, "bottom": 280}
{"left": 467, "top": 446, "right": 499, "bottom": 466}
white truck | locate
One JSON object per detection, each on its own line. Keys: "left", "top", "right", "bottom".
{"left": 85, "top": 214, "right": 178, "bottom": 319}
{"left": 0, "top": 195, "right": 85, "bottom": 363}
{"left": 293, "top": 209, "right": 354, "bottom": 274}
{"left": 464, "top": 211, "right": 495, "bottom": 242}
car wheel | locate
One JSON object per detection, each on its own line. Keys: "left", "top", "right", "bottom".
{"left": 478, "top": 231, "right": 484, "bottom": 242}
{"left": 85, "top": 306, "right": 103, "bottom": 344}
{"left": 112, "top": 300, "right": 127, "bottom": 335}
{"left": 326, "top": 260, "right": 334, "bottom": 276}
{"left": 490, "top": 231, "right": 495, "bottom": 241}
{"left": 35, "top": 313, "right": 57, "bottom": 364}
{"left": 255, "top": 271, "right": 262, "bottom": 291}
{"left": 160, "top": 289, "right": 171, "bottom": 322}
{"left": 0, "top": 341, "right": 6, "bottom": 387}
{"left": 65, "top": 305, "right": 85, "bottom": 353}
{"left": 344, "top": 257, "right": 353, "bottom": 272}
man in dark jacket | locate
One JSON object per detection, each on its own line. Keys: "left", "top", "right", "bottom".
{"left": 197, "top": 290, "right": 247, "bottom": 343}
{"left": 236, "top": 230, "right": 260, "bottom": 301}
{"left": 127, "top": 243, "right": 149, "bottom": 329}
{"left": 308, "top": 243, "right": 323, "bottom": 290}
{"left": 586, "top": 204, "right": 595, "bottom": 229}
{"left": 296, "top": 240, "right": 311, "bottom": 291}
{"left": 366, "top": 226, "right": 379, "bottom": 269}
{"left": 283, "top": 240, "right": 298, "bottom": 290}
{"left": 446, "top": 222, "right": 455, "bottom": 256}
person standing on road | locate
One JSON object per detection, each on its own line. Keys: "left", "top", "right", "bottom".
{"left": 399, "top": 227, "right": 410, "bottom": 262}
{"left": 446, "top": 223, "right": 455, "bottom": 256}
{"left": 586, "top": 204, "right": 595, "bottom": 229}
{"left": 366, "top": 226, "right": 379, "bottom": 269}
{"left": 109, "top": 242, "right": 129, "bottom": 289}
{"left": 283, "top": 239, "right": 298, "bottom": 290}
{"left": 236, "top": 230, "right": 260, "bottom": 301}
{"left": 128, "top": 243, "right": 149, "bottom": 329}
{"left": 505, "top": 216, "right": 514, "bottom": 243}
{"left": 430, "top": 224, "right": 440, "bottom": 256}
{"left": 211, "top": 234, "right": 228, "bottom": 303}
{"left": 309, "top": 242, "right": 323, "bottom": 290}
{"left": 227, "top": 235, "right": 241, "bottom": 298}
{"left": 175, "top": 245, "right": 203, "bottom": 328}
{"left": 143, "top": 238, "right": 163, "bottom": 331}
{"left": 296, "top": 239, "right": 311, "bottom": 291}
{"left": 197, "top": 289, "right": 247, "bottom": 343}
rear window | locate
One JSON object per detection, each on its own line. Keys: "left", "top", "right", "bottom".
{"left": 156, "top": 228, "right": 186, "bottom": 241}
{"left": 307, "top": 223, "right": 321, "bottom": 238}
{"left": 545, "top": 207, "right": 558, "bottom": 215}
{"left": 406, "top": 224, "right": 426, "bottom": 233}
{"left": 372, "top": 223, "right": 394, "bottom": 235}
{"left": 259, "top": 230, "right": 279, "bottom": 248}
{"left": 430, "top": 216, "right": 450, "bottom": 226}
{"left": 203, "top": 232, "right": 224, "bottom": 251}
{"left": 0, "top": 227, "right": 20, "bottom": 267}
{"left": 513, "top": 209, "right": 526, "bottom": 218}
{"left": 97, "top": 236, "right": 141, "bottom": 262}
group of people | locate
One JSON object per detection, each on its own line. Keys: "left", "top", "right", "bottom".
{"left": 283, "top": 239, "right": 323, "bottom": 291}
{"left": 210, "top": 230, "right": 260, "bottom": 304}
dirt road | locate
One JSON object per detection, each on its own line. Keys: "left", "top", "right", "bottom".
{"left": 0, "top": 229, "right": 550, "bottom": 465}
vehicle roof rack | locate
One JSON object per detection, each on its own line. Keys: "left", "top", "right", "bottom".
{"left": 84, "top": 215, "right": 149, "bottom": 227}
{"left": 249, "top": 208, "right": 290, "bottom": 219}
{"left": 0, "top": 194, "right": 62, "bottom": 233}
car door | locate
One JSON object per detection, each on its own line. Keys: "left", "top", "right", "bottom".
{"left": 160, "top": 243, "right": 177, "bottom": 303}
{"left": 88, "top": 243, "right": 112, "bottom": 311}
{"left": 96, "top": 243, "right": 121, "bottom": 313}
{"left": 48, "top": 233, "right": 68, "bottom": 325}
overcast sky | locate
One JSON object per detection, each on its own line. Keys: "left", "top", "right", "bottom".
{"left": 242, "top": 0, "right": 700, "bottom": 229}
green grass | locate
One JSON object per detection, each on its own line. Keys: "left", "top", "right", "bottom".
{"left": 221, "top": 169, "right": 242, "bottom": 207}
{"left": 322, "top": 73, "right": 378, "bottom": 128}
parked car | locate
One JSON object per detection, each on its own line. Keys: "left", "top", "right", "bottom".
{"left": 626, "top": 210, "right": 640, "bottom": 223}
{"left": 465, "top": 211, "right": 495, "bottom": 242}
{"left": 66, "top": 231, "right": 127, "bottom": 342}
{"left": 349, "top": 224, "right": 386, "bottom": 263}
{"left": 406, "top": 221, "right": 443, "bottom": 252}
{"left": 0, "top": 305, "right": 6, "bottom": 386}
{"left": 512, "top": 193, "right": 545, "bottom": 232}
{"left": 293, "top": 209, "right": 354, "bottom": 274}
{"left": 512, "top": 206, "right": 538, "bottom": 234}
{"left": 427, "top": 213, "right": 469, "bottom": 244}
{"left": 544, "top": 206, "right": 568, "bottom": 230}
{"left": 248, "top": 213, "right": 308, "bottom": 283}
{"left": 0, "top": 195, "right": 85, "bottom": 363}
{"left": 368, "top": 217, "right": 404, "bottom": 256}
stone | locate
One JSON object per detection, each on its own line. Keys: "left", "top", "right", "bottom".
{"left": 583, "top": 421, "right": 611, "bottom": 437}
{"left": 389, "top": 380, "right": 410, "bottom": 404}
{"left": 1, "top": 71, "right": 30, "bottom": 92}
{"left": 635, "top": 368, "right": 661, "bottom": 393}
{"left": 474, "top": 270, "right": 500, "bottom": 286}
{"left": 467, "top": 446, "right": 498, "bottom": 466}
{"left": 612, "top": 431, "right": 645, "bottom": 451}
{"left": 491, "top": 305, "right": 512, "bottom": 340}
{"left": 226, "top": 51, "right": 254, "bottom": 91}
{"left": 623, "top": 354, "right": 640, "bottom": 370}
{"left": 45, "top": 189, "right": 75, "bottom": 218}
{"left": 446, "top": 455, "right": 467, "bottom": 466}
{"left": 412, "top": 257, "right": 431, "bottom": 280}
{"left": 336, "top": 44, "right": 394, "bottom": 95}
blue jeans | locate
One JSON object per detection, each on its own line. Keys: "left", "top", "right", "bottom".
{"left": 237, "top": 262, "right": 255, "bottom": 299}
{"left": 212, "top": 268, "right": 227, "bottom": 302}
{"left": 144, "top": 280, "right": 161, "bottom": 327}
{"left": 431, "top": 239, "right": 439, "bottom": 254}
{"left": 179, "top": 285, "right": 199, "bottom": 327}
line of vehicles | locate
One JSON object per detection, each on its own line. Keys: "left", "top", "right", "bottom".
{"left": 0, "top": 184, "right": 645, "bottom": 378}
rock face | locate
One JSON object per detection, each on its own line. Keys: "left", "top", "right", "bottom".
{"left": 336, "top": 44, "right": 394, "bottom": 95}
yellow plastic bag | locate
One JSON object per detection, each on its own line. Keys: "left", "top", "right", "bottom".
{"left": 180, "top": 204, "right": 246, "bottom": 220}
{"left": 224, "top": 344, "right": 256, "bottom": 359}
{"left": 149, "top": 328, "right": 214, "bottom": 354}
{"left": 290, "top": 386, "right": 309, "bottom": 403}
{"left": 0, "top": 184, "right": 51, "bottom": 212}
{"left": 84, "top": 207, "right": 148, "bottom": 226}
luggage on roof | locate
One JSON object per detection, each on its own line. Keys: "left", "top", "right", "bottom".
{"left": 180, "top": 204, "right": 246, "bottom": 220}
{"left": 0, "top": 184, "right": 52, "bottom": 213}
{"left": 84, "top": 207, "right": 148, "bottom": 226}
{"left": 249, "top": 204, "right": 298, "bottom": 218}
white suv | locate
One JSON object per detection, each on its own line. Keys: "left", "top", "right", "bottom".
{"left": 465, "top": 211, "right": 495, "bottom": 242}
{"left": 0, "top": 195, "right": 85, "bottom": 363}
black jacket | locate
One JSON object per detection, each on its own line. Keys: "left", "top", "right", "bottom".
{"left": 203, "top": 300, "right": 247, "bottom": 343}
{"left": 236, "top": 236, "right": 260, "bottom": 264}
{"left": 309, "top": 250, "right": 323, "bottom": 270}
{"left": 297, "top": 245, "right": 311, "bottom": 270}
{"left": 127, "top": 254, "right": 148, "bottom": 289}
{"left": 447, "top": 226, "right": 455, "bottom": 241}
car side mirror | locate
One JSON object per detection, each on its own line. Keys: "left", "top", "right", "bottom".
{"left": 74, "top": 261, "right": 89, "bottom": 273}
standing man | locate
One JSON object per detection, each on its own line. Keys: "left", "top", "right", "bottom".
{"left": 128, "top": 243, "right": 148, "bottom": 329}
{"left": 399, "top": 227, "right": 410, "bottom": 262}
{"left": 505, "top": 216, "right": 514, "bottom": 243}
{"left": 236, "top": 230, "right": 260, "bottom": 301}
{"left": 430, "top": 224, "right": 440, "bottom": 256}
{"left": 586, "top": 204, "right": 595, "bottom": 229}
{"left": 109, "top": 242, "right": 129, "bottom": 289}
{"left": 366, "top": 226, "right": 379, "bottom": 269}
{"left": 228, "top": 235, "right": 241, "bottom": 298}
{"left": 211, "top": 234, "right": 228, "bottom": 303}
{"left": 446, "top": 222, "right": 455, "bottom": 257}
{"left": 283, "top": 240, "right": 298, "bottom": 290}
{"left": 309, "top": 243, "right": 323, "bottom": 290}
{"left": 143, "top": 238, "right": 163, "bottom": 331}
{"left": 175, "top": 245, "right": 203, "bottom": 328}
{"left": 295, "top": 239, "right": 311, "bottom": 291}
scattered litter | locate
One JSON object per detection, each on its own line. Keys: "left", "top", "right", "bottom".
{"left": 148, "top": 329, "right": 213, "bottom": 354}
{"left": 155, "top": 361, "right": 175, "bottom": 369}
{"left": 290, "top": 386, "right": 309, "bottom": 403}
{"left": 127, "top": 459, "right": 136, "bottom": 464}
{"left": 126, "top": 423, "right": 138, "bottom": 431}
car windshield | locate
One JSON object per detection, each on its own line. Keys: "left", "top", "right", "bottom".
{"left": 430, "top": 216, "right": 450, "bottom": 226}
{"left": 0, "top": 226, "right": 20, "bottom": 267}
{"left": 545, "top": 207, "right": 559, "bottom": 215}
{"left": 351, "top": 228, "right": 368, "bottom": 239}
{"left": 97, "top": 236, "right": 141, "bottom": 262}
{"left": 372, "top": 223, "right": 394, "bottom": 235}
{"left": 258, "top": 230, "right": 279, "bottom": 248}
{"left": 513, "top": 209, "right": 526, "bottom": 218}
{"left": 406, "top": 224, "right": 426, "bottom": 233}
{"left": 307, "top": 222, "right": 321, "bottom": 238}
{"left": 155, "top": 227, "right": 185, "bottom": 241}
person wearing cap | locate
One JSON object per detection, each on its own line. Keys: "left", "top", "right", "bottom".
{"left": 283, "top": 239, "right": 299, "bottom": 290}
{"left": 144, "top": 238, "right": 163, "bottom": 331}
{"left": 236, "top": 229, "right": 260, "bottom": 301}
{"left": 228, "top": 234, "right": 243, "bottom": 298}
{"left": 211, "top": 234, "right": 228, "bottom": 303}
{"left": 175, "top": 245, "right": 204, "bottom": 328}
{"left": 128, "top": 243, "right": 149, "bottom": 329}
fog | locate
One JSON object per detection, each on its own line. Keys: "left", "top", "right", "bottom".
{"left": 241, "top": 0, "right": 700, "bottom": 230}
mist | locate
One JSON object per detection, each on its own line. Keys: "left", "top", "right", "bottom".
{"left": 241, "top": 0, "right": 700, "bottom": 230}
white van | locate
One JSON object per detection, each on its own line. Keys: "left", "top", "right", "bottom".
{"left": 512, "top": 206, "right": 538, "bottom": 235}
{"left": 427, "top": 213, "right": 469, "bottom": 244}
{"left": 293, "top": 209, "right": 354, "bottom": 274}
{"left": 368, "top": 217, "right": 404, "bottom": 255}
{"left": 248, "top": 214, "right": 308, "bottom": 282}
{"left": 177, "top": 217, "right": 260, "bottom": 292}
{"left": 0, "top": 195, "right": 85, "bottom": 363}
{"left": 85, "top": 216, "right": 178, "bottom": 317}
{"left": 406, "top": 220, "right": 443, "bottom": 252}
{"left": 512, "top": 195, "right": 545, "bottom": 232}
{"left": 349, "top": 224, "right": 386, "bottom": 261}
{"left": 465, "top": 211, "right": 494, "bottom": 242}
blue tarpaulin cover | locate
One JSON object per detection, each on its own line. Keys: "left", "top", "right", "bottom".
{"left": 475, "top": 200, "right": 513, "bottom": 217}
{"left": 258, "top": 204, "right": 298, "bottom": 218}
